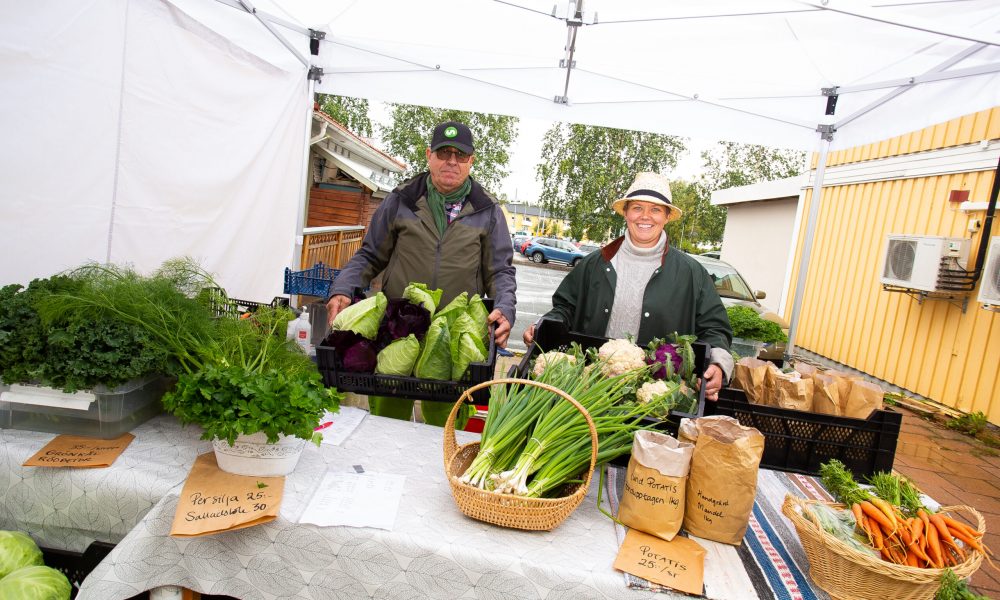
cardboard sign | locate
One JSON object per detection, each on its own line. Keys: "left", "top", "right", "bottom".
{"left": 23, "top": 433, "right": 134, "bottom": 468}
{"left": 170, "top": 452, "right": 284, "bottom": 537}
{"left": 613, "top": 529, "right": 706, "bottom": 595}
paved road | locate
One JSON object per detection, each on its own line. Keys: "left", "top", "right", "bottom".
{"left": 508, "top": 252, "right": 571, "bottom": 353}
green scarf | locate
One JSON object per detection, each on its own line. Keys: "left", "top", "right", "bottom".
{"left": 426, "top": 177, "right": 472, "bottom": 236}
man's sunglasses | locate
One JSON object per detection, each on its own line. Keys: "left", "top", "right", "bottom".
{"left": 434, "top": 148, "right": 472, "bottom": 163}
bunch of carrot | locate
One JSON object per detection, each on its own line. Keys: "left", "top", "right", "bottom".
{"left": 819, "top": 460, "right": 992, "bottom": 569}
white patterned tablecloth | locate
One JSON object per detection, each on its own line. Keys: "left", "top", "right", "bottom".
{"left": 0, "top": 416, "right": 211, "bottom": 552}
{"left": 77, "top": 414, "right": 670, "bottom": 600}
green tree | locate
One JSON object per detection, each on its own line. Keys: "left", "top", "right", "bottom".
{"left": 536, "top": 123, "right": 686, "bottom": 242}
{"left": 379, "top": 105, "right": 518, "bottom": 192}
{"left": 700, "top": 141, "right": 805, "bottom": 191}
{"left": 316, "top": 94, "right": 373, "bottom": 138}
{"left": 665, "top": 180, "right": 726, "bottom": 250}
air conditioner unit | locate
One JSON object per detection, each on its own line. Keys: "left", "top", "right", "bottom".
{"left": 978, "top": 236, "right": 1000, "bottom": 308}
{"left": 880, "top": 234, "right": 970, "bottom": 292}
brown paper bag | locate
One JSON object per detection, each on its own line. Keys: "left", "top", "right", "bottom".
{"left": 773, "top": 372, "right": 814, "bottom": 412}
{"left": 761, "top": 362, "right": 785, "bottom": 407}
{"left": 171, "top": 452, "right": 284, "bottom": 537}
{"left": 811, "top": 373, "right": 843, "bottom": 416}
{"left": 844, "top": 380, "right": 884, "bottom": 420}
{"left": 683, "top": 417, "right": 764, "bottom": 545}
{"left": 618, "top": 431, "right": 694, "bottom": 541}
{"left": 823, "top": 369, "right": 857, "bottom": 401}
{"left": 732, "top": 358, "right": 771, "bottom": 405}
{"left": 793, "top": 362, "right": 818, "bottom": 379}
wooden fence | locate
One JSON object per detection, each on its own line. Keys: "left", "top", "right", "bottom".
{"left": 301, "top": 225, "right": 365, "bottom": 270}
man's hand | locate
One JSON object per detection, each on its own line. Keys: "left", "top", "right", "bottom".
{"left": 488, "top": 308, "right": 511, "bottom": 348}
{"left": 523, "top": 323, "right": 536, "bottom": 346}
{"left": 698, "top": 364, "right": 724, "bottom": 401}
{"left": 326, "top": 294, "right": 352, "bottom": 326}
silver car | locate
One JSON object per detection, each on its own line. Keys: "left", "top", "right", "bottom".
{"left": 690, "top": 253, "right": 788, "bottom": 364}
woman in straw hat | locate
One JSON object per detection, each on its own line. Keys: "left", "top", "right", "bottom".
{"left": 523, "top": 172, "right": 733, "bottom": 399}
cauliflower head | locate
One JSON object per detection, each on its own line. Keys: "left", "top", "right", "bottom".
{"left": 597, "top": 339, "right": 647, "bottom": 377}
{"left": 637, "top": 380, "right": 673, "bottom": 404}
{"left": 532, "top": 351, "right": 577, "bottom": 377}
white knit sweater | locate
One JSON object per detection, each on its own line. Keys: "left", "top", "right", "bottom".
{"left": 605, "top": 232, "right": 666, "bottom": 339}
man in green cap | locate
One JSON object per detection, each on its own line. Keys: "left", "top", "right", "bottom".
{"left": 327, "top": 120, "right": 516, "bottom": 426}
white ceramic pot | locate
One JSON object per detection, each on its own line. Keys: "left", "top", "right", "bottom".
{"left": 211, "top": 432, "right": 306, "bottom": 477}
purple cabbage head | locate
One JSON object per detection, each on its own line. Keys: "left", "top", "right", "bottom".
{"left": 342, "top": 339, "right": 378, "bottom": 373}
{"left": 376, "top": 298, "right": 432, "bottom": 348}
{"left": 647, "top": 342, "right": 682, "bottom": 379}
{"left": 321, "top": 329, "right": 378, "bottom": 372}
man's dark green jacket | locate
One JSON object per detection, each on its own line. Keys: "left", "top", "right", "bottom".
{"left": 541, "top": 236, "right": 732, "bottom": 350}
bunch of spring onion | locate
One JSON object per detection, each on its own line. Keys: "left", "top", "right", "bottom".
{"left": 459, "top": 354, "right": 680, "bottom": 498}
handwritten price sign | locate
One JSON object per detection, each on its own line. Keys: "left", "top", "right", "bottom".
{"left": 23, "top": 433, "right": 134, "bottom": 468}
{"left": 170, "top": 452, "right": 284, "bottom": 537}
{"left": 613, "top": 529, "right": 706, "bottom": 595}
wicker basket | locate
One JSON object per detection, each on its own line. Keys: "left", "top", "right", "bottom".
{"left": 442, "top": 378, "right": 598, "bottom": 531}
{"left": 782, "top": 494, "right": 985, "bottom": 600}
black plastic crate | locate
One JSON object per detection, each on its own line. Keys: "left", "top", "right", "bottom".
{"left": 510, "top": 319, "right": 710, "bottom": 464}
{"left": 316, "top": 299, "right": 497, "bottom": 405}
{"left": 42, "top": 542, "right": 115, "bottom": 599}
{"left": 703, "top": 387, "right": 901, "bottom": 478}
{"left": 204, "top": 286, "right": 289, "bottom": 319}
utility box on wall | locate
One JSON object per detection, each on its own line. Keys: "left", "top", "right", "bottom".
{"left": 978, "top": 236, "right": 1000, "bottom": 308}
{"left": 880, "top": 234, "right": 970, "bottom": 292}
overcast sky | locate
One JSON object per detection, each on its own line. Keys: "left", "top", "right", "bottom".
{"left": 369, "top": 102, "right": 717, "bottom": 203}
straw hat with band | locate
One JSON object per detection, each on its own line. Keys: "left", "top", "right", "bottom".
{"left": 611, "top": 172, "right": 683, "bottom": 223}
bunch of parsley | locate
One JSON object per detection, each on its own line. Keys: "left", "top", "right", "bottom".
{"left": 725, "top": 305, "right": 788, "bottom": 345}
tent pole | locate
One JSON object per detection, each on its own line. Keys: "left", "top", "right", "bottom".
{"left": 292, "top": 76, "right": 316, "bottom": 308}
{"left": 784, "top": 133, "right": 831, "bottom": 359}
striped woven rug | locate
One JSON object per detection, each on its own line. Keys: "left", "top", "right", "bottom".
{"left": 604, "top": 465, "right": 835, "bottom": 599}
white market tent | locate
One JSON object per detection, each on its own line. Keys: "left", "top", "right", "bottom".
{"left": 2, "top": 1, "right": 999, "bottom": 344}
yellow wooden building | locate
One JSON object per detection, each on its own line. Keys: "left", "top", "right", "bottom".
{"left": 787, "top": 107, "right": 1000, "bottom": 422}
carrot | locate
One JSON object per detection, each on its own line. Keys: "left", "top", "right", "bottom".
{"left": 905, "top": 551, "right": 919, "bottom": 567}
{"left": 925, "top": 517, "right": 944, "bottom": 568}
{"left": 868, "top": 515, "right": 885, "bottom": 551}
{"left": 929, "top": 513, "right": 966, "bottom": 562}
{"left": 948, "top": 524, "right": 987, "bottom": 554}
{"left": 940, "top": 514, "right": 983, "bottom": 538}
{"left": 861, "top": 500, "right": 895, "bottom": 533}
{"left": 869, "top": 497, "right": 898, "bottom": 532}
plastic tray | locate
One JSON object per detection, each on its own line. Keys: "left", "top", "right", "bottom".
{"left": 0, "top": 376, "right": 169, "bottom": 439}
{"left": 316, "top": 299, "right": 497, "bottom": 405}
{"left": 284, "top": 262, "right": 340, "bottom": 298}
{"left": 510, "top": 319, "right": 710, "bottom": 465}
{"left": 704, "top": 387, "right": 902, "bottom": 478}
{"left": 730, "top": 337, "right": 764, "bottom": 359}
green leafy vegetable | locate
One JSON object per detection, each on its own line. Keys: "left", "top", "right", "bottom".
{"left": 726, "top": 305, "right": 787, "bottom": 344}
{"left": 466, "top": 294, "right": 490, "bottom": 345}
{"left": 375, "top": 334, "right": 421, "bottom": 376}
{"left": 414, "top": 317, "right": 451, "bottom": 380}
{"left": 819, "top": 459, "right": 871, "bottom": 506}
{"left": 163, "top": 364, "right": 340, "bottom": 445}
{"left": 0, "top": 565, "right": 71, "bottom": 600}
{"left": 331, "top": 292, "right": 387, "bottom": 340}
{"left": 434, "top": 291, "right": 468, "bottom": 325}
{"left": 402, "top": 282, "right": 442, "bottom": 315}
{"left": 936, "top": 569, "right": 990, "bottom": 600}
{"left": 450, "top": 312, "right": 487, "bottom": 380}
{"left": 0, "top": 531, "right": 44, "bottom": 578}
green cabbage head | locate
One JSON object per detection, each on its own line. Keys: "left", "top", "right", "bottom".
{"left": 402, "top": 283, "right": 442, "bottom": 314}
{"left": 0, "top": 565, "right": 71, "bottom": 600}
{"left": 0, "top": 531, "right": 43, "bottom": 579}
{"left": 375, "top": 334, "right": 420, "bottom": 376}
{"left": 331, "top": 292, "right": 387, "bottom": 340}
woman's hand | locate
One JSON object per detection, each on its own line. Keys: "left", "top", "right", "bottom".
{"left": 700, "top": 364, "right": 723, "bottom": 401}
{"left": 522, "top": 323, "right": 536, "bottom": 346}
